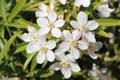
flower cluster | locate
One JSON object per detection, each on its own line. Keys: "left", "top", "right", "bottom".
{"left": 21, "top": 0, "right": 104, "bottom": 79}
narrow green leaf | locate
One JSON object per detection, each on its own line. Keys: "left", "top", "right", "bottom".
{"left": 40, "top": 71, "right": 54, "bottom": 78}
{"left": 30, "top": 53, "right": 37, "bottom": 71}
{"left": 23, "top": 53, "right": 36, "bottom": 71}
{"left": 97, "top": 30, "right": 110, "bottom": 38}
{"left": 0, "top": 0, "right": 7, "bottom": 23}
{"left": 73, "top": 5, "right": 77, "bottom": 19}
{"left": 85, "top": 0, "right": 103, "bottom": 15}
{"left": 7, "top": 0, "right": 26, "bottom": 22}
{"left": 18, "top": 19, "right": 39, "bottom": 29}
{"left": 0, "top": 26, "right": 4, "bottom": 38}
{"left": 95, "top": 19, "right": 120, "bottom": 27}
{"left": 14, "top": 42, "right": 28, "bottom": 54}
{"left": 0, "top": 31, "right": 22, "bottom": 61}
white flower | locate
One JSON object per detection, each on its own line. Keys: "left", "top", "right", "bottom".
{"left": 88, "top": 63, "right": 109, "bottom": 80}
{"left": 51, "top": 0, "right": 67, "bottom": 5}
{"left": 97, "top": 4, "right": 115, "bottom": 18}
{"left": 21, "top": 26, "right": 41, "bottom": 53}
{"left": 74, "top": 0, "right": 90, "bottom": 7}
{"left": 35, "top": 3, "right": 54, "bottom": 18}
{"left": 56, "top": 30, "right": 88, "bottom": 59}
{"left": 27, "top": 36, "right": 56, "bottom": 64}
{"left": 70, "top": 11, "right": 99, "bottom": 43}
{"left": 87, "top": 42, "right": 103, "bottom": 59}
{"left": 49, "top": 52, "right": 81, "bottom": 79}
{"left": 37, "top": 10, "right": 65, "bottom": 38}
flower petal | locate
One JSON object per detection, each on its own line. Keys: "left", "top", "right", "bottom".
{"left": 85, "top": 32, "right": 96, "bottom": 43}
{"left": 88, "top": 52, "right": 97, "bottom": 59}
{"left": 51, "top": 28, "right": 62, "bottom": 38}
{"left": 55, "top": 52, "right": 65, "bottom": 60}
{"left": 59, "top": 0, "right": 66, "bottom": 5}
{"left": 58, "top": 42, "right": 70, "bottom": 52}
{"left": 54, "top": 19, "right": 65, "bottom": 28}
{"left": 36, "top": 52, "right": 46, "bottom": 64}
{"left": 39, "top": 3, "right": 48, "bottom": 12}
{"left": 70, "top": 46, "right": 80, "bottom": 59}
{"left": 69, "top": 62, "right": 81, "bottom": 72}
{"left": 21, "top": 33, "right": 31, "bottom": 42}
{"left": 93, "top": 42, "right": 103, "bottom": 52}
{"left": 46, "top": 50, "right": 55, "bottom": 62}
{"left": 72, "top": 30, "right": 81, "bottom": 40}
{"left": 77, "top": 11, "right": 88, "bottom": 26}
{"left": 38, "top": 27, "right": 50, "bottom": 35}
{"left": 37, "top": 18, "right": 48, "bottom": 27}
{"left": 86, "top": 20, "right": 99, "bottom": 30}
{"left": 78, "top": 40, "right": 88, "bottom": 50}
{"left": 48, "top": 10, "right": 57, "bottom": 22}
{"left": 74, "top": 0, "right": 82, "bottom": 7}
{"left": 26, "top": 42, "right": 39, "bottom": 53}
{"left": 46, "top": 40, "right": 56, "bottom": 49}
{"left": 61, "top": 68, "right": 71, "bottom": 79}
{"left": 49, "top": 62, "right": 61, "bottom": 71}
{"left": 70, "top": 20, "right": 79, "bottom": 29}
{"left": 81, "top": 0, "right": 90, "bottom": 7}
{"left": 35, "top": 11, "right": 48, "bottom": 17}
{"left": 63, "top": 30, "right": 72, "bottom": 41}
{"left": 37, "top": 36, "right": 46, "bottom": 45}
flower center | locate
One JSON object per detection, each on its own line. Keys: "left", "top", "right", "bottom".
{"left": 60, "top": 60, "right": 68, "bottom": 68}
{"left": 82, "top": 25, "right": 87, "bottom": 32}
{"left": 70, "top": 40, "right": 77, "bottom": 47}
{"left": 102, "top": 8, "right": 108, "bottom": 13}
{"left": 96, "top": 70, "right": 101, "bottom": 76}
{"left": 46, "top": 7, "right": 50, "bottom": 13}
{"left": 48, "top": 22, "right": 54, "bottom": 28}
{"left": 88, "top": 44, "right": 93, "bottom": 52}
{"left": 40, "top": 46, "right": 46, "bottom": 53}
{"left": 31, "top": 33, "right": 37, "bottom": 41}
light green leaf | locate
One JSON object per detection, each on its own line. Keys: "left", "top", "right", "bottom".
{"left": 30, "top": 53, "right": 37, "bottom": 71}
{"left": 14, "top": 42, "right": 28, "bottom": 54}
{"left": 95, "top": 19, "right": 120, "bottom": 27}
{"left": 17, "top": 19, "right": 39, "bottom": 29}
{"left": 23, "top": 53, "right": 36, "bottom": 71}
{"left": 0, "top": 0, "right": 7, "bottom": 23}
{"left": 0, "top": 31, "right": 22, "bottom": 61}
{"left": 97, "top": 30, "right": 110, "bottom": 38}
{"left": 40, "top": 71, "right": 55, "bottom": 78}
{"left": 7, "top": 0, "right": 26, "bottom": 22}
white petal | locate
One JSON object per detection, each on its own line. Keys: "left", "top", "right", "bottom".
{"left": 88, "top": 52, "right": 97, "bottom": 59}
{"left": 69, "top": 62, "right": 81, "bottom": 72}
{"left": 51, "top": 28, "right": 62, "bottom": 38}
{"left": 66, "top": 54, "right": 75, "bottom": 62}
{"left": 63, "top": 30, "right": 72, "bottom": 41}
{"left": 37, "top": 18, "right": 48, "bottom": 27}
{"left": 74, "top": 0, "right": 82, "bottom": 7}
{"left": 78, "top": 40, "right": 88, "bottom": 50}
{"left": 81, "top": 0, "right": 90, "bottom": 7}
{"left": 100, "top": 68, "right": 108, "bottom": 74}
{"left": 93, "top": 42, "right": 103, "bottom": 52}
{"left": 36, "top": 52, "right": 46, "bottom": 64}
{"left": 38, "top": 27, "right": 50, "bottom": 35}
{"left": 48, "top": 10, "right": 57, "bottom": 22}
{"left": 59, "top": 0, "right": 66, "bottom": 5}
{"left": 85, "top": 32, "right": 96, "bottom": 43}
{"left": 70, "top": 20, "right": 79, "bottom": 29}
{"left": 49, "top": 63, "right": 60, "bottom": 71}
{"left": 72, "top": 30, "right": 81, "bottom": 40}
{"left": 61, "top": 68, "right": 71, "bottom": 79}
{"left": 55, "top": 52, "right": 65, "bottom": 60}
{"left": 70, "top": 47, "right": 80, "bottom": 59}
{"left": 26, "top": 42, "right": 39, "bottom": 53}
{"left": 37, "top": 36, "right": 46, "bottom": 44}
{"left": 21, "top": 33, "right": 31, "bottom": 42}
{"left": 54, "top": 19, "right": 65, "bottom": 28}
{"left": 58, "top": 42, "right": 70, "bottom": 52}
{"left": 86, "top": 20, "right": 99, "bottom": 30}
{"left": 46, "top": 50, "right": 55, "bottom": 62}
{"left": 46, "top": 40, "right": 56, "bottom": 49}
{"left": 39, "top": 3, "right": 48, "bottom": 12}
{"left": 35, "top": 11, "right": 48, "bottom": 17}
{"left": 77, "top": 11, "right": 88, "bottom": 26}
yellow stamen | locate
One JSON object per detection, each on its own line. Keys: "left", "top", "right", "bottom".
{"left": 70, "top": 40, "right": 77, "bottom": 47}
{"left": 60, "top": 60, "right": 68, "bottom": 68}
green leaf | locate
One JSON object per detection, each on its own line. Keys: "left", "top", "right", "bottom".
{"left": 0, "top": 25, "right": 4, "bottom": 38}
{"left": 14, "top": 42, "right": 28, "bottom": 54}
{"left": 17, "top": 19, "right": 39, "bottom": 29}
{"left": 85, "top": 0, "right": 103, "bottom": 15}
{"left": 40, "top": 71, "right": 55, "bottom": 78}
{"left": 97, "top": 30, "right": 110, "bottom": 38}
{"left": 30, "top": 53, "right": 37, "bottom": 71}
{"left": 0, "top": 31, "right": 22, "bottom": 61}
{"left": 7, "top": 0, "right": 26, "bottom": 22}
{"left": 0, "top": 0, "right": 7, "bottom": 23}
{"left": 95, "top": 19, "right": 120, "bottom": 27}
{"left": 23, "top": 53, "right": 36, "bottom": 71}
